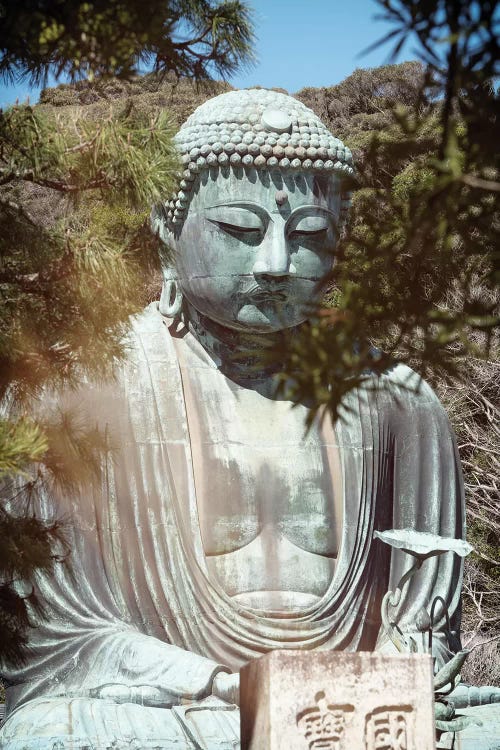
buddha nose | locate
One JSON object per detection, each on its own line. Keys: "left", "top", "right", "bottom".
{"left": 252, "top": 229, "right": 296, "bottom": 279}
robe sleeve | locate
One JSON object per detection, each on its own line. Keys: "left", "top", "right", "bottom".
{"left": 61, "top": 629, "right": 228, "bottom": 707}
{"left": 2, "top": 506, "right": 230, "bottom": 713}
{"left": 374, "top": 366, "right": 466, "bottom": 669}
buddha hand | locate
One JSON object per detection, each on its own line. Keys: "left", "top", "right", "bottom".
{"left": 94, "top": 684, "right": 164, "bottom": 706}
{"left": 212, "top": 671, "right": 240, "bottom": 705}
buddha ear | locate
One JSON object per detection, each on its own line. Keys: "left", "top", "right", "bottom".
{"left": 150, "top": 203, "right": 174, "bottom": 247}
{"left": 151, "top": 204, "right": 183, "bottom": 319}
{"left": 159, "top": 266, "right": 183, "bottom": 319}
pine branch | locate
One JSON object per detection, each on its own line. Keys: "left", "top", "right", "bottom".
{"left": 0, "top": 418, "right": 48, "bottom": 478}
{"left": 1, "top": 170, "right": 108, "bottom": 192}
{"left": 0, "top": 0, "right": 255, "bottom": 85}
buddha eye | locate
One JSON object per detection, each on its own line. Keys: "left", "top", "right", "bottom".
{"left": 209, "top": 220, "right": 262, "bottom": 236}
{"left": 289, "top": 227, "right": 328, "bottom": 239}
{"left": 205, "top": 206, "right": 264, "bottom": 238}
{"left": 288, "top": 215, "right": 332, "bottom": 240}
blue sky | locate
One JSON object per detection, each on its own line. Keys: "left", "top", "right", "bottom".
{"left": 0, "top": 0, "right": 415, "bottom": 107}
{"left": 231, "top": 0, "right": 413, "bottom": 91}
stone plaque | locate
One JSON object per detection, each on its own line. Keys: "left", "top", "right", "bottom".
{"left": 240, "top": 651, "right": 435, "bottom": 750}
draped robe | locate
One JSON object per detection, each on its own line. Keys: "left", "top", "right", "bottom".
{"left": 0, "top": 304, "right": 465, "bottom": 749}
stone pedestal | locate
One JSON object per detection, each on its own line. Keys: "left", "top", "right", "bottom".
{"left": 240, "top": 650, "right": 436, "bottom": 750}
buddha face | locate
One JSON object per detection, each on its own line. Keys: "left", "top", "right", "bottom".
{"left": 172, "top": 168, "right": 341, "bottom": 333}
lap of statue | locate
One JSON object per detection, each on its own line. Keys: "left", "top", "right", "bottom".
{"left": 0, "top": 695, "right": 240, "bottom": 749}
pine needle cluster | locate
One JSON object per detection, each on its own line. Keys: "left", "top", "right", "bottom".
{"left": 275, "top": 1, "right": 498, "bottom": 425}
{"left": 0, "top": 0, "right": 255, "bottom": 669}
{"left": 0, "top": 0, "right": 255, "bottom": 85}
{"left": 0, "top": 100, "right": 182, "bottom": 665}
{"left": 1, "top": 103, "right": 179, "bottom": 400}
{"left": 0, "top": 96, "right": 183, "bottom": 668}
{"left": 0, "top": 0, "right": 257, "bottom": 668}
{"left": 286, "top": 1, "right": 500, "bottom": 679}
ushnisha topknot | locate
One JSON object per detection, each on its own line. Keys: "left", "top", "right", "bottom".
{"left": 161, "top": 88, "right": 354, "bottom": 231}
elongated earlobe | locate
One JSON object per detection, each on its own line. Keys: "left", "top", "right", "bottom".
{"left": 159, "top": 269, "right": 183, "bottom": 318}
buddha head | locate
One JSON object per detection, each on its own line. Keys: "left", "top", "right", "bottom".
{"left": 152, "top": 89, "right": 354, "bottom": 334}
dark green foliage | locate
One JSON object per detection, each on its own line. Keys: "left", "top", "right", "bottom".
{"left": 0, "top": 104, "right": 178, "bottom": 403}
{"left": 0, "top": 100, "right": 177, "bottom": 667}
{"left": 0, "top": 473, "right": 69, "bottom": 665}
{"left": 0, "top": 0, "right": 255, "bottom": 84}
{"left": 294, "top": 2, "right": 499, "bottom": 678}
{"left": 0, "top": 0, "right": 255, "bottom": 668}
{"left": 280, "top": 1, "right": 498, "bottom": 421}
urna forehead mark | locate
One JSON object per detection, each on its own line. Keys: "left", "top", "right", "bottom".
{"left": 275, "top": 190, "right": 288, "bottom": 206}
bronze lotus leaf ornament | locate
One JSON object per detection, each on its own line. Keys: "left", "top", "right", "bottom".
{"left": 376, "top": 529, "right": 481, "bottom": 739}
{"left": 374, "top": 529, "right": 473, "bottom": 560}
{"left": 375, "top": 528, "right": 473, "bottom": 657}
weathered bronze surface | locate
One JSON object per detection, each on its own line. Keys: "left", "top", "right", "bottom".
{"left": 0, "top": 89, "right": 468, "bottom": 749}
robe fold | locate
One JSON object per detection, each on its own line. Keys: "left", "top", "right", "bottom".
{"left": 0, "top": 304, "right": 465, "bottom": 749}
